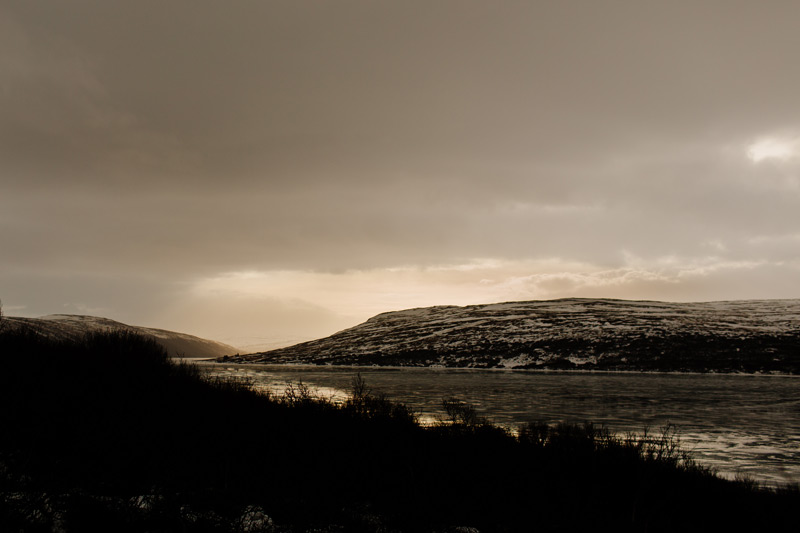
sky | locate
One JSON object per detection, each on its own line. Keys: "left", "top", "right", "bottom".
{"left": 2, "top": 1, "right": 800, "bottom": 350}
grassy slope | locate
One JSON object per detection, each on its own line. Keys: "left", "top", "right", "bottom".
{"left": 1, "top": 328, "right": 797, "bottom": 532}
{"left": 3, "top": 315, "right": 238, "bottom": 358}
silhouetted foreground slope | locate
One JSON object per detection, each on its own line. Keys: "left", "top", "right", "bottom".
{"left": 1, "top": 329, "right": 797, "bottom": 532}
{"left": 4, "top": 314, "right": 237, "bottom": 358}
{"left": 226, "top": 298, "right": 800, "bottom": 372}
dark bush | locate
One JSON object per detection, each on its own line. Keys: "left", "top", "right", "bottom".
{"left": 1, "top": 329, "right": 797, "bottom": 532}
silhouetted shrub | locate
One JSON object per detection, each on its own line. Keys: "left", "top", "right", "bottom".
{"left": 1, "top": 329, "right": 798, "bottom": 532}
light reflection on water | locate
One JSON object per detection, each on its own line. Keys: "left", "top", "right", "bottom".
{"left": 196, "top": 362, "right": 800, "bottom": 486}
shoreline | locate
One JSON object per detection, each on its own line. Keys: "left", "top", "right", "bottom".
{"left": 195, "top": 359, "right": 800, "bottom": 378}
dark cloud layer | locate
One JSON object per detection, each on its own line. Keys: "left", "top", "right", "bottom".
{"left": 2, "top": 1, "right": 800, "bottom": 346}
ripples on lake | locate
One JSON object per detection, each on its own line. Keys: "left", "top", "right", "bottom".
{"left": 196, "top": 362, "right": 800, "bottom": 487}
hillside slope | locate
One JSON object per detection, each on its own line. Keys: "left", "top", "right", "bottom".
{"left": 3, "top": 314, "right": 237, "bottom": 358}
{"left": 224, "top": 298, "right": 800, "bottom": 372}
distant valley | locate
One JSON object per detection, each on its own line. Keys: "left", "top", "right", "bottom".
{"left": 3, "top": 314, "right": 237, "bottom": 358}
{"left": 222, "top": 298, "right": 800, "bottom": 373}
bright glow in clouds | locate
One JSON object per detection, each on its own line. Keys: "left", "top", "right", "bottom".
{"left": 746, "top": 135, "right": 800, "bottom": 163}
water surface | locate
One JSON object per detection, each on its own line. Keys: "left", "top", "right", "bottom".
{"left": 197, "top": 362, "right": 800, "bottom": 486}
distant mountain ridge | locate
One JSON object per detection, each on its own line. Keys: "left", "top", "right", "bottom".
{"left": 4, "top": 314, "right": 237, "bottom": 358}
{"left": 223, "top": 298, "right": 800, "bottom": 373}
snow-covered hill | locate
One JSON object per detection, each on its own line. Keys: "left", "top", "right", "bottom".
{"left": 223, "top": 298, "right": 800, "bottom": 373}
{"left": 3, "top": 314, "right": 238, "bottom": 358}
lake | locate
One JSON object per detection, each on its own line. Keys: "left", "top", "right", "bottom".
{"left": 195, "top": 362, "right": 800, "bottom": 487}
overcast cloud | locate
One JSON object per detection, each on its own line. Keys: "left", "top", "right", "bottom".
{"left": 2, "top": 1, "right": 799, "bottom": 349}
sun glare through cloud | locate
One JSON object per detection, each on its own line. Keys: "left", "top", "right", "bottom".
{"left": 746, "top": 135, "right": 800, "bottom": 163}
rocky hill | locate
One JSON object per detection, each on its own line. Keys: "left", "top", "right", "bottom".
{"left": 223, "top": 298, "right": 800, "bottom": 373}
{"left": 3, "top": 314, "right": 237, "bottom": 358}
